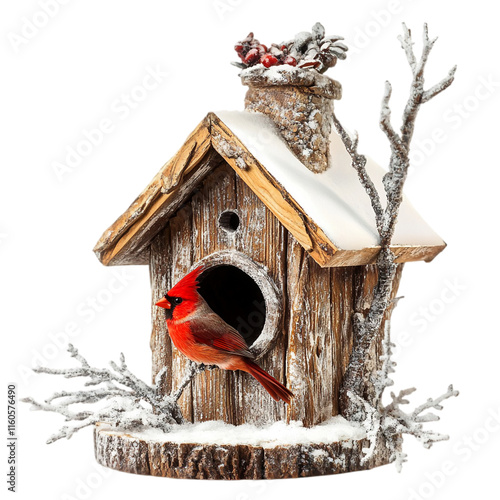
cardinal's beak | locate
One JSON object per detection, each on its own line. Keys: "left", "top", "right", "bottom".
{"left": 155, "top": 297, "right": 171, "bottom": 309}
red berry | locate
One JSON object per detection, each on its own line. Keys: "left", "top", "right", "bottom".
{"left": 284, "top": 56, "right": 297, "bottom": 66}
{"left": 234, "top": 44, "right": 244, "bottom": 53}
{"left": 244, "top": 48, "right": 260, "bottom": 65}
{"left": 261, "top": 54, "right": 278, "bottom": 68}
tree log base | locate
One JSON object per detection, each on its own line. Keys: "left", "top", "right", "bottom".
{"left": 94, "top": 424, "right": 392, "bottom": 479}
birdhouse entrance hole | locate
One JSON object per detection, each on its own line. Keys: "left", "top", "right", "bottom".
{"left": 198, "top": 265, "right": 264, "bottom": 346}
{"left": 194, "top": 251, "right": 282, "bottom": 358}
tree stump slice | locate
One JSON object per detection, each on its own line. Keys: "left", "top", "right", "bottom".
{"left": 94, "top": 424, "right": 392, "bottom": 479}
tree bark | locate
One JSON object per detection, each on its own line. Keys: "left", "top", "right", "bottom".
{"left": 94, "top": 425, "right": 392, "bottom": 479}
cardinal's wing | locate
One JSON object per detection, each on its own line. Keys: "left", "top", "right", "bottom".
{"left": 189, "top": 313, "right": 255, "bottom": 359}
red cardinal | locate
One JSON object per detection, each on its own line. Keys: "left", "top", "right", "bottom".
{"left": 155, "top": 266, "right": 293, "bottom": 404}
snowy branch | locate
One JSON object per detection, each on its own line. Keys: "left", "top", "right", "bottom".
{"left": 351, "top": 314, "right": 459, "bottom": 471}
{"left": 422, "top": 66, "right": 457, "bottom": 104}
{"left": 398, "top": 23, "right": 417, "bottom": 74}
{"left": 21, "top": 344, "right": 212, "bottom": 444}
{"left": 333, "top": 23, "right": 456, "bottom": 417}
{"left": 331, "top": 114, "right": 384, "bottom": 234}
{"left": 171, "top": 361, "right": 217, "bottom": 401}
{"left": 397, "top": 23, "right": 456, "bottom": 149}
{"left": 379, "top": 81, "right": 407, "bottom": 161}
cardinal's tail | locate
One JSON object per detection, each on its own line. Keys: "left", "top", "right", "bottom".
{"left": 243, "top": 360, "right": 294, "bottom": 404}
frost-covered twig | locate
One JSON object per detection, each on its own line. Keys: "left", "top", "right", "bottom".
{"left": 172, "top": 361, "right": 217, "bottom": 401}
{"left": 333, "top": 23, "right": 456, "bottom": 417}
{"left": 351, "top": 314, "right": 459, "bottom": 471}
{"left": 379, "top": 81, "right": 407, "bottom": 162}
{"left": 380, "top": 24, "right": 456, "bottom": 246}
{"left": 330, "top": 115, "right": 384, "bottom": 233}
{"left": 21, "top": 344, "right": 211, "bottom": 444}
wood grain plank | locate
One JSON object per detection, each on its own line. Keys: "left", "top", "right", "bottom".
{"left": 331, "top": 266, "right": 355, "bottom": 415}
{"left": 167, "top": 205, "right": 195, "bottom": 420}
{"left": 149, "top": 228, "right": 173, "bottom": 396}
{"left": 234, "top": 169, "right": 288, "bottom": 426}
{"left": 190, "top": 164, "right": 239, "bottom": 424}
{"left": 285, "top": 235, "right": 310, "bottom": 424}
{"left": 285, "top": 236, "right": 336, "bottom": 427}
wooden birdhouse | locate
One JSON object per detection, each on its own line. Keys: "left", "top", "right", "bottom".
{"left": 92, "top": 61, "right": 446, "bottom": 478}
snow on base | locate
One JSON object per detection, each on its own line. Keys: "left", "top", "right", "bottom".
{"left": 100, "top": 416, "right": 365, "bottom": 448}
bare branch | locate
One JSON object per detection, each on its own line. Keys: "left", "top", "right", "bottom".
{"left": 399, "top": 24, "right": 452, "bottom": 149}
{"left": 422, "top": 66, "right": 457, "bottom": 103}
{"left": 386, "top": 387, "right": 416, "bottom": 412}
{"left": 154, "top": 365, "right": 168, "bottom": 389}
{"left": 340, "top": 21, "right": 456, "bottom": 411}
{"left": 67, "top": 343, "right": 89, "bottom": 367}
{"left": 45, "top": 388, "right": 125, "bottom": 405}
{"left": 348, "top": 304, "right": 459, "bottom": 471}
{"left": 351, "top": 130, "right": 359, "bottom": 151}
{"left": 414, "top": 24, "right": 437, "bottom": 79}
{"left": 411, "top": 385, "right": 459, "bottom": 420}
{"left": 172, "top": 362, "right": 217, "bottom": 401}
{"left": 21, "top": 344, "right": 204, "bottom": 443}
{"left": 397, "top": 23, "right": 417, "bottom": 74}
{"left": 332, "top": 112, "right": 384, "bottom": 233}
{"left": 379, "top": 81, "right": 406, "bottom": 158}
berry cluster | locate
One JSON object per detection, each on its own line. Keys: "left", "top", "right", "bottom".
{"left": 233, "top": 23, "right": 348, "bottom": 74}
{"left": 234, "top": 32, "right": 297, "bottom": 69}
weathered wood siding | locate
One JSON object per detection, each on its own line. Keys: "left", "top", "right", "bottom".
{"left": 150, "top": 162, "right": 403, "bottom": 426}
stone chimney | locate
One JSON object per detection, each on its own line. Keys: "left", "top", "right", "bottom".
{"left": 242, "top": 66, "right": 342, "bottom": 173}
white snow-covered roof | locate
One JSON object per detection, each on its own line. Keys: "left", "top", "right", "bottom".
{"left": 215, "top": 110, "right": 444, "bottom": 252}
{"left": 94, "top": 110, "right": 445, "bottom": 267}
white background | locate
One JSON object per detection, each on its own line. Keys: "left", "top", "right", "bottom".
{"left": 1, "top": 1, "right": 498, "bottom": 499}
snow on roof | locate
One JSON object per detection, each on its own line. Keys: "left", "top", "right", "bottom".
{"left": 94, "top": 111, "right": 445, "bottom": 267}
{"left": 215, "top": 110, "right": 444, "bottom": 251}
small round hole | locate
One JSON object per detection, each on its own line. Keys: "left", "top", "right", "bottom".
{"left": 219, "top": 211, "right": 240, "bottom": 233}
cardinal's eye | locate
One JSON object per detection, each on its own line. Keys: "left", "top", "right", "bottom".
{"left": 172, "top": 297, "right": 183, "bottom": 305}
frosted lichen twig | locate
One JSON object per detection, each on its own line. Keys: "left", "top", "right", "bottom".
{"left": 171, "top": 361, "right": 217, "bottom": 401}
{"left": 21, "top": 344, "right": 208, "bottom": 444}
{"left": 356, "top": 312, "right": 459, "bottom": 471}
{"left": 332, "top": 23, "right": 456, "bottom": 415}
